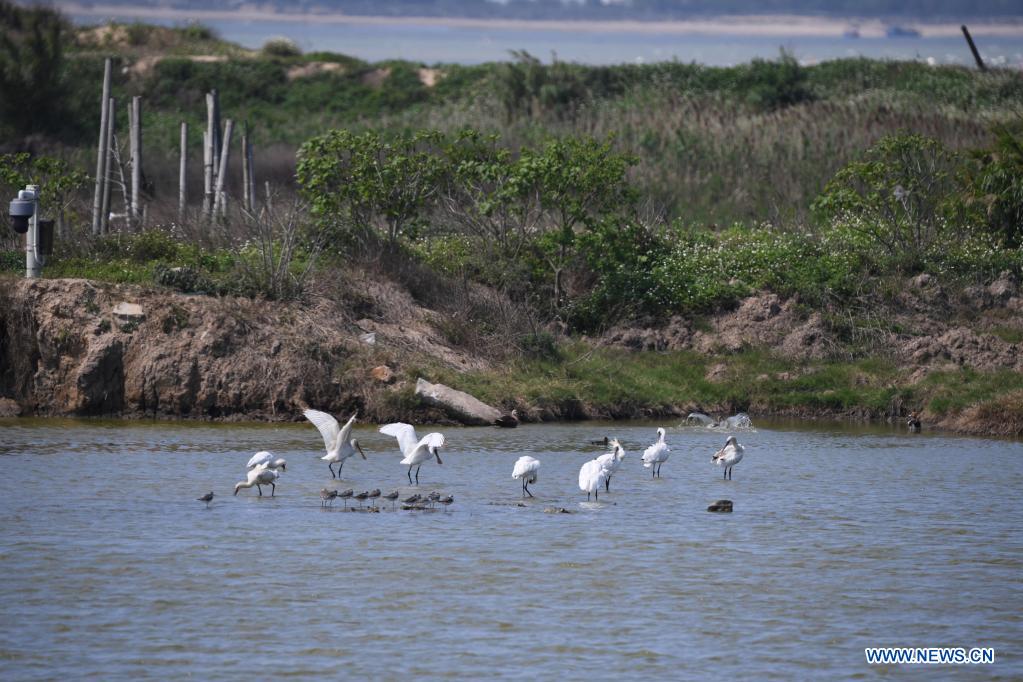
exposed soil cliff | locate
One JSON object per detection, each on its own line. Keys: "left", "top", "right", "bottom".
{"left": 1, "top": 273, "right": 1021, "bottom": 436}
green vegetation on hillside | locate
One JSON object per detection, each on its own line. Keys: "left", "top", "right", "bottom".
{"left": 2, "top": 6, "right": 1022, "bottom": 428}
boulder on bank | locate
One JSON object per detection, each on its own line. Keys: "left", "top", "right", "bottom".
{"left": 414, "top": 377, "right": 502, "bottom": 425}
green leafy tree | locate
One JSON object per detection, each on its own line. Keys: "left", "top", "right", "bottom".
{"left": 296, "top": 129, "right": 447, "bottom": 246}
{"left": 0, "top": 1, "right": 68, "bottom": 137}
{"left": 519, "top": 136, "right": 637, "bottom": 313}
{"left": 0, "top": 153, "right": 89, "bottom": 236}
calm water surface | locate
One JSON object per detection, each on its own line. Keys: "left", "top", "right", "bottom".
{"left": 0, "top": 418, "right": 1021, "bottom": 680}
{"left": 66, "top": 14, "right": 1023, "bottom": 67}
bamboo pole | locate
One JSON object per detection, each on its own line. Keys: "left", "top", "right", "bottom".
{"left": 179, "top": 122, "right": 187, "bottom": 220}
{"left": 100, "top": 97, "right": 115, "bottom": 234}
{"left": 91, "top": 58, "right": 112, "bottom": 235}
{"left": 212, "top": 118, "right": 234, "bottom": 218}
{"left": 241, "top": 124, "right": 250, "bottom": 212}
{"left": 130, "top": 96, "right": 142, "bottom": 227}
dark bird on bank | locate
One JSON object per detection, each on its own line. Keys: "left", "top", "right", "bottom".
{"left": 589, "top": 436, "right": 609, "bottom": 447}
{"left": 494, "top": 409, "right": 520, "bottom": 428}
{"left": 907, "top": 411, "right": 922, "bottom": 432}
{"left": 197, "top": 491, "right": 214, "bottom": 508}
{"left": 403, "top": 493, "right": 422, "bottom": 505}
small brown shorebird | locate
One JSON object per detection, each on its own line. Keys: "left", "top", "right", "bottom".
{"left": 427, "top": 491, "right": 442, "bottom": 507}
{"left": 367, "top": 489, "right": 381, "bottom": 507}
{"left": 338, "top": 489, "right": 354, "bottom": 509}
{"left": 402, "top": 493, "right": 422, "bottom": 505}
{"left": 197, "top": 491, "right": 214, "bottom": 508}
{"left": 353, "top": 491, "right": 370, "bottom": 507}
{"left": 383, "top": 490, "right": 400, "bottom": 508}
{"left": 320, "top": 489, "right": 339, "bottom": 507}
{"left": 438, "top": 495, "right": 454, "bottom": 508}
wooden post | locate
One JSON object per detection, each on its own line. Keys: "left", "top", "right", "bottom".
{"left": 91, "top": 58, "right": 112, "bottom": 235}
{"left": 961, "top": 25, "right": 987, "bottom": 71}
{"left": 212, "top": 118, "right": 234, "bottom": 218}
{"left": 246, "top": 136, "right": 256, "bottom": 214}
{"left": 179, "top": 122, "right": 187, "bottom": 220}
{"left": 130, "top": 96, "right": 142, "bottom": 227}
{"left": 202, "top": 130, "right": 212, "bottom": 217}
{"left": 241, "top": 124, "right": 250, "bottom": 212}
{"left": 205, "top": 92, "right": 216, "bottom": 216}
{"left": 210, "top": 89, "right": 222, "bottom": 182}
{"left": 100, "top": 97, "right": 116, "bottom": 234}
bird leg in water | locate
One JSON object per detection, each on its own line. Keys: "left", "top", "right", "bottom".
{"left": 605, "top": 476, "right": 611, "bottom": 492}
{"left": 328, "top": 462, "right": 336, "bottom": 479}
{"left": 337, "top": 460, "right": 345, "bottom": 478}
{"left": 271, "top": 482, "right": 276, "bottom": 497}
{"left": 523, "top": 480, "right": 534, "bottom": 498}
{"left": 257, "top": 484, "right": 263, "bottom": 496}
{"left": 415, "top": 465, "right": 421, "bottom": 485}
{"left": 407, "top": 465, "right": 414, "bottom": 485}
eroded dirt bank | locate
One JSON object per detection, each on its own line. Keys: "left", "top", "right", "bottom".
{"left": 0, "top": 274, "right": 1021, "bottom": 436}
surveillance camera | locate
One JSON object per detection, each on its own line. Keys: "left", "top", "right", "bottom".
{"left": 9, "top": 197, "right": 34, "bottom": 235}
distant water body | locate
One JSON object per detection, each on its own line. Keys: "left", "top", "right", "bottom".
{"left": 66, "top": 12, "right": 1023, "bottom": 67}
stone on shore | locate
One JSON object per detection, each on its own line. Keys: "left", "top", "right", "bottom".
{"left": 414, "top": 377, "right": 502, "bottom": 425}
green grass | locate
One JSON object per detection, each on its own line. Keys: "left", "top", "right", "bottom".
{"left": 919, "top": 368, "right": 1023, "bottom": 414}
{"left": 422, "top": 344, "right": 909, "bottom": 417}
{"left": 420, "top": 342, "right": 1022, "bottom": 421}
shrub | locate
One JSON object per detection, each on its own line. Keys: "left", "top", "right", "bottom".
{"left": 261, "top": 37, "right": 301, "bottom": 59}
{"left": 812, "top": 134, "right": 974, "bottom": 273}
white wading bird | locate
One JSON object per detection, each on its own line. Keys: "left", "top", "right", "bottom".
{"left": 304, "top": 409, "right": 366, "bottom": 479}
{"left": 246, "top": 451, "right": 287, "bottom": 472}
{"left": 379, "top": 423, "right": 445, "bottom": 485}
{"left": 511, "top": 455, "right": 540, "bottom": 498}
{"left": 578, "top": 457, "right": 607, "bottom": 501}
{"left": 595, "top": 439, "right": 625, "bottom": 492}
{"left": 641, "top": 428, "right": 670, "bottom": 478}
{"left": 234, "top": 464, "right": 281, "bottom": 497}
{"left": 712, "top": 435, "right": 745, "bottom": 480}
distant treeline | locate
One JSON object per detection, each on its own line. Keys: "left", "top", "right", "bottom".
{"left": 62, "top": 0, "right": 1023, "bottom": 20}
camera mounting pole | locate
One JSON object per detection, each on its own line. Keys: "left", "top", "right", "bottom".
{"left": 8, "top": 184, "right": 51, "bottom": 279}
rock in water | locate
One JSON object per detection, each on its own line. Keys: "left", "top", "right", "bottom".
{"left": 707, "top": 499, "right": 733, "bottom": 513}
{"left": 414, "top": 377, "right": 502, "bottom": 425}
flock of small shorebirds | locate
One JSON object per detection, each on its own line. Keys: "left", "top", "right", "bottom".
{"left": 196, "top": 408, "right": 755, "bottom": 512}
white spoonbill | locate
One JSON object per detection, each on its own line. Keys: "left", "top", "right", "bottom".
{"left": 595, "top": 439, "right": 625, "bottom": 492}
{"left": 246, "top": 450, "right": 287, "bottom": 472}
{"left": 641, "top": 428, "right": 670, "bottom": 478}
{"left": 234, "top": 464, "right": 281, "bottom": 497}
{"left": 304, "top": 409, "right": 366, "bottom": 479}
{"left": 379, "top": 423, "right": 445, "bottom": 485}
{"left": 578, "top": 458, "right": 607, "bottom": 501}
{"left": 511, "top": 456, "right": 540, "bottom": 497}
{"left": 712, "top": 436, "right": 745, "bottom": 480}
